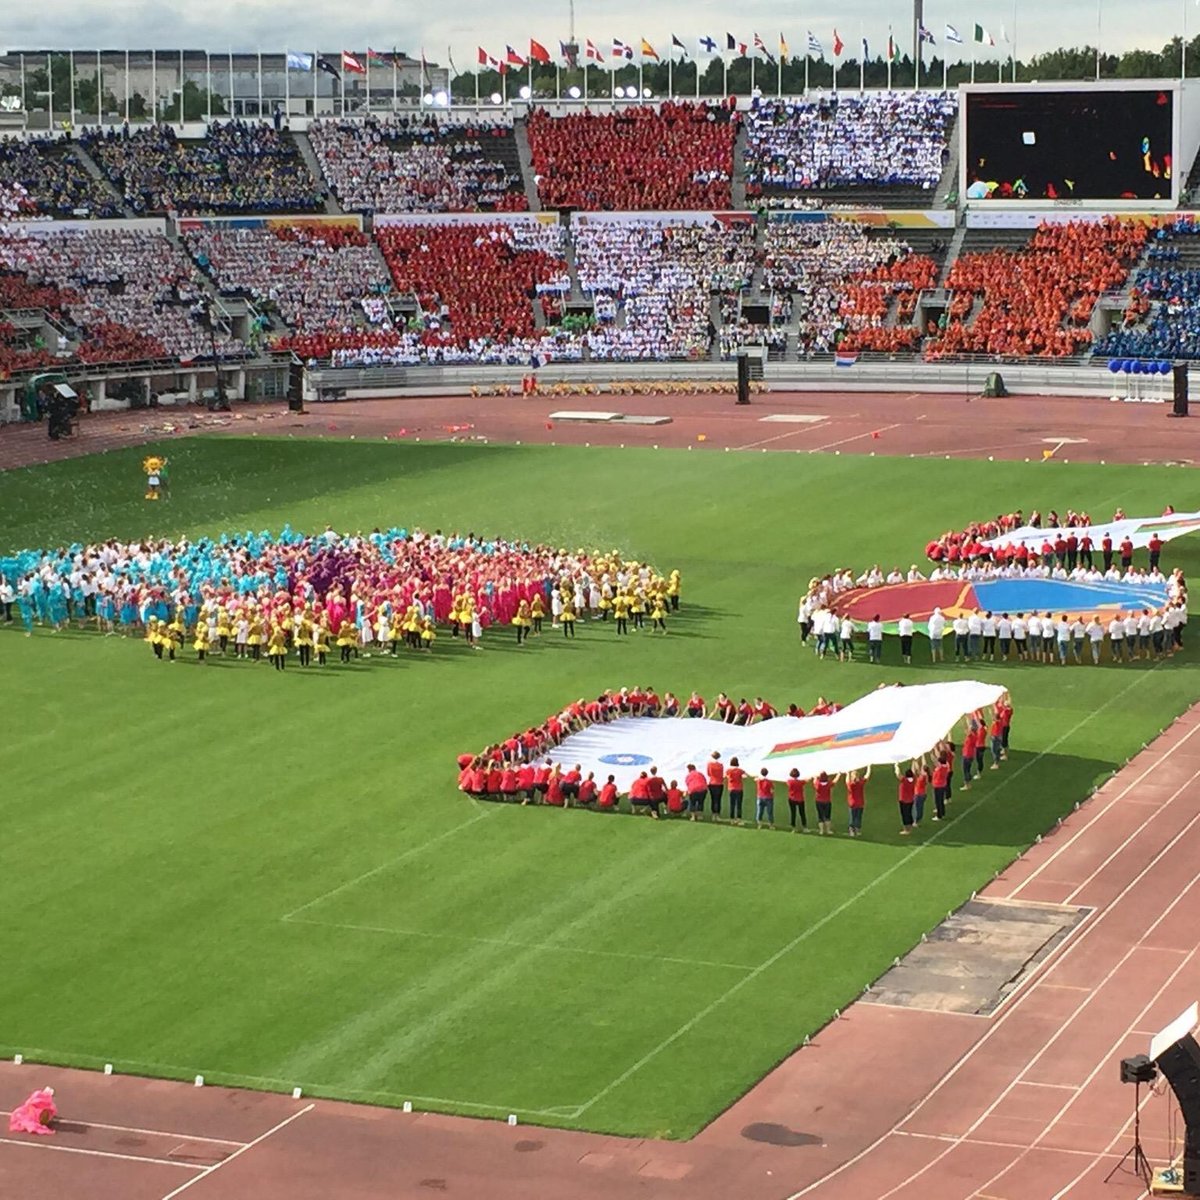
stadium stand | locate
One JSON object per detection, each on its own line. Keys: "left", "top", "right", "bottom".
{"left": 744, "top": 93, "right": 957, "bottom": 207}
{"left": 0, "top": 135, "right": 124, "bottom": 219}
{"left": 762, "top": 218, "right": 938, "bottom": 355}
{"left": 307, "top": 116, "right": 526, "bottom": 213}
{"left": 574, "top": 217, "right": 755, "bottom": 360}
{"left": 926, "top": 218, "right": 1148, "bottom": 358}
{"left": 525, "top": 102, "right": 739, "bottom": 211}
{"left": 183, "top": 222, "right": 393, "bottom": 350}
{"left": 80, "top": 121, "right": 325, "bottom": 215}
{"left": 1094, "top": 217, "right": 1200, "bottom": 360}
{"left": 325, "top": 218, "right": 573, "bottom": 365}
{"left": 0, "top": 227, "right": 245, "bottom": 365}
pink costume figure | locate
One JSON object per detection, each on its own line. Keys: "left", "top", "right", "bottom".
{"left": 9, "top": 1087, "right": 57, "bottom": 1135}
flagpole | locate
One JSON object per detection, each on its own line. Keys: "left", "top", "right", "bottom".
{"left": 750, "top": 53, "right": 755, "bottom": 96}
{"left": 366, "top": 49, "right": 371, "bottom": 111}
{"left": 474, "top": 62, "right": 480, "bottom": 108}
{"left": 124, "top": 50, "right": 129, "bottom": 122}
{"left": 887, "top": 26, "right": 892, "bottom": 90}
{"left": 46, "top": 53, "right": 52, "bottom": 127}
{"left": 97, "top": 49, "right": 103, "bottom": 125}
{"left": 257, "top": 51, "right": 263, "bottom": 118}
{"left": 943, "top": 46, "right": 948, "bottom": 91}
{"left": 669, "top": 53, "right": 673, "bottom": 100}
{"left": 695, "top": 53, "right": 700, "bottom": 99}
{"left": 804, "top": 52, "right": 809, "bottom": 96}
{"left": 70, "top": 50, "right": 76, "bottom": 128}
{"left": 638, "top": 50, "right": 644, "bottom": 99}
{"left": 971, "top": 40, "right": 976, "bottom": 85}
{"left": 179, "top": 49, "right": 184, "bottom": 122}
{"left": 859, "top": 25, "right": 864, "bottom": 92}
{"left": 151, "top": 50, "right": 157, "bottom": 122}
{"left": 556, "top": 61, "right": 561, "bottom": 101}
{"left": 723, "top": 53, "right": 728, "bottom": 98}
{"left": 583, "top": 59, "right": 588, "bottom": 102}
{"left": 1096, "top": 0, "right": 1102, "bottom": 81}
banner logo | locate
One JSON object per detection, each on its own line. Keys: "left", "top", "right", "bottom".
{"left": 767, "top": 722, "right": 901, "bottom": 759}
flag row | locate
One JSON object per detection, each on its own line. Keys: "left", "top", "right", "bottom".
{"left": 471, "top": 25, "right": 1013, "bottom": 71}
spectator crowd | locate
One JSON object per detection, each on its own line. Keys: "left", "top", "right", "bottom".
{"left": 81, "top": 121, "right": 325, "bottom": 215}
{"left": 308, "top": 116, "right": 526, "bottom": 213}
{"left": 0, "top": 136, "right": 123, "bottom": 219}
{"left": 745, "top": 93, "right": 957, "bottom": 199}
{"left": 526, "top": 101, "right": 738, "bottom": 210}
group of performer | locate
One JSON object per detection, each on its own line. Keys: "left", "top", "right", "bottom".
{"left": 457, "top": 688, "right": 1014, "bottom": 838}
{"left": 0, "top": 526, "right": 680, "bottom": 663}
{"left": 925, "top": 504, "right": 1175, "bottom": 569}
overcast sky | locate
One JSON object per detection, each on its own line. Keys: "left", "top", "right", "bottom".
{"left": 0, "top": 0, "right": 1189, "bottom": 64}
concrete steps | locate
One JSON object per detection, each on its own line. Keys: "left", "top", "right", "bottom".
{"left": 70, "top": 139, "right": 133, "bottom": 216}
{"left": 513, "top": 116, "right": 541, "bottom": 212}
{"left": 290, "top": 130, "right": 342, "bottom": 215}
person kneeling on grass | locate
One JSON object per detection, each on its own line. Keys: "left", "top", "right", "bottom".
{"left": 577, "top": 771, "right": 598, "bottom": 807}
{"left": 598, "top": 775, "right": 619, "bottom": 811}
{"left": 630, "top": 771, "right": 661, "bottom": 818}
{"left": 666, "top": 779, "right": 686, "bottom": 816}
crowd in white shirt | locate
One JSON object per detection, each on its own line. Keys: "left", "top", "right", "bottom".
{"left": 795, "top": 561, "right": 1187, "bottom": 665}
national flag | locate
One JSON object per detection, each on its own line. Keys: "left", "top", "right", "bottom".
{"left": 317, "top": 56, "right": 341, "bottom": 79}
{"left": 779, "top": 33, "right": 790, "bottom": 58}
{"left": 506, "top": 44, "right": 527, "bottom": 65}
{"left": 998, "top": 24, "right": 1010, "bottom": 43}
{"left": 613, "top": 38, "right": 634, "bottom": 60}
{"left": 806, "top": 31, "right": 823, "bottom": 56}
{"left": 478, "top": 47, "right": 491, "bottom": 66}
{"left": 973, "top": 24, "right": 995, "bottom": 45}
{"left": 753, "top": 32, "right": 775, "bottom": 62}
{"left": 946, "top": 23, "right": 964, "bottom": 44}
{"left": 699, "top": 35, "right": 717, "bottom": 54}
{"left": 887, "top": 34, "right": 899, "bottom": 61}
{"left": 529, "top": 39, "right": 551, "bottom": 63}
{"left": 341, "top": 51, "right": 366, "bottom": 74}
{"left": 367, "top": 48, "right": 390, "bottom": 64}
{"left": 728, "top": 33, "right": 749, "bottom": 56}
{"left": 765, "top": 721, "right": 900, "bottom": 759}
{"left": 286, "top": 51, "right": 313, "bottom": 71}
{"left": 833, "top": 30, "right": 845, "bottom": 57}
{"left": 672, "top": 34, "right": 688, "bottom": 56}
{"left": 919, "top": 25, "right": 935, "bottom": 45}
{"left": 861, "top": 37, "right": 869, "bottom": 60}
{"left": 641, "top": 38, "right": 659, "bottom": 60}
{"left": 835, "top": 351, "right": 859, "bottom": 367}
{"left": 586, "top": 38, "right": 605, "bottom": 62}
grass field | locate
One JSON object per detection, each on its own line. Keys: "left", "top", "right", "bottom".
{"left": 0, "top": 437, "right": 1195, "bottom": 1139}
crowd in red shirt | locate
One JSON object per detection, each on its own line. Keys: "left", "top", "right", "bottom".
{"left": 926, "top": 507, "right": 1098, "bottom": 564}
{"left": 525, "top": 102, "right": 739, "bottom": 211}
{"left": 926, "top": 219, "right": 1148, "bottom": 359}
{"left": 456, "top": 687, "right": 843, "bottom": 808}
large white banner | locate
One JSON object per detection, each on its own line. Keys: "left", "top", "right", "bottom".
{"left": 981, "top": 512, "right": 1200, "bottom": 554}
{"left": 547, "top": 681, "right": 1005, "bottom": 789}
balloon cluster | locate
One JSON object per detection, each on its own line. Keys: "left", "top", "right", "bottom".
{"left": 1107, "top": 359, "right": 1173, "bottom": 375}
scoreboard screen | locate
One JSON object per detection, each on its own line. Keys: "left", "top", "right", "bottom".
{"left": 964, "top": 89, "right": 1174, "bottom": 201}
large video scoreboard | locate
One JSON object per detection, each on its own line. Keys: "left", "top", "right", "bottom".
{"left": 963, "top": 86, "right": 1176, "bottom": 202}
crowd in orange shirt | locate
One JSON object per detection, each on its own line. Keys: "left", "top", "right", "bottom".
{"left": 926, "top": 218, "right": 1148, "bottom": 359}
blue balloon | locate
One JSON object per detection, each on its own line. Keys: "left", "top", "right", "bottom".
{"left": 1108, "top": 359, "right": 1121, "bottom": 373}
{"left": 1122, "top": 360, "right": 1134, "bottom": 374}
{"left": 1161, "top": 361, "right": 1173, "bottom": 375}
{"left": 1133, "top": 360, "right": 1144, "bottom": 375}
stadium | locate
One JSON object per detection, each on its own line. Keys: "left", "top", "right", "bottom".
{"left": 1, "top": 6, "right": 1200, "bottom": 1198}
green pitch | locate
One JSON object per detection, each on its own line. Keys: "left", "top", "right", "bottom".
{"left": 0, "top": 439, "right": 1194, "bottom": 1138}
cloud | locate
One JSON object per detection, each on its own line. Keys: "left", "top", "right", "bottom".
{"left": 2, "top": 0, "right": 1183, "bottom": 62}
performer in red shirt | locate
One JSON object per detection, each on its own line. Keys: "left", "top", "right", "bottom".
{"left": 500, "top": 764, "right": 519, "bottom": 800}
{"left": 545, "top": 768, "right": 565, "bottom": 807}
{"left": 1119, "top": 537, "right": 1134, "bottom": 570}
{"left": 597, "top": 775, "right": 618, "bottom": 811}
{"left": 646, "top": 767, "right": 666, "bottom": 817}
{"left": 578, "top": 772, "right": 597, "bottom": 806}
{"left": 533, "top": 760, "right": 551, "bottom": 802}
{"left": 755, "top": 769, "right": 776, "bottom": 829}
{"left": 846, "top": 767, "right": 869, "bottom": 837}
{"left": 517, "top": 761, "right": 536, "bottom": 804}
{"left": 684, "top": 764, "right": 707, "bottom": 821}
{"left": 814, "top": 771, "right": 834, "bottom": 835}
{"left": 961, "top": 724, "right": 976, "bottom": 789}
{"left": 706, "top": 752, "right": 725, "bottom": 820}
{"left": 913, "top": 759, "right": 929, "bottom": 826}
{"left": 931, "top": 757, "right": 950, "bottom": 820}
{"left": 726, "top": 757, "right": 746, "bottom": 824}
{"left": 1102, "top": 534, "right": 1114, "bottom": 571}
{"left": 786, "top": 770, "right": 808, "bottom": 832}
{"left": 895, "top": 765, "right": 915, "bottom": 835}
{"left": 664, "top": 780, "right": 684, "bottom": 815}
{"left": 629, "top": 771, "right": 657, "bottom": 818}
{"left": 1148, "top": 534, "right": 1163, "bottom": 570}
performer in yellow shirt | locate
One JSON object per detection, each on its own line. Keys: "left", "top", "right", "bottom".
{"left": 530, "top": 594, "right": 545, "bottom": 636}
{"left": 560, "top": 598, "right": 576, "bottom": 639}
{"left": 267, "top": 622, "right": 288, "bottom": 671}
{"left": 419, "top": 617, "right": 436, "bottom": 651}
{"left": 513, "top": 599, "right": 531, "bottom": 645}
{"left": 613, "top": 594, "right": 630, "bottom": 636}
{"left": 336, "top": 617, "right": 356, "bottom": 663}
{"left": 651, "top": 595, "right": 668, "bottom": 634}
{"left": 193, "top": 618, "right": 210, "bottom": 662}
{"left": 314, "top": 618, "right": 330, "bottom": 666}
{"left": 294, "top": 613, "right": 313, "bottom": 667}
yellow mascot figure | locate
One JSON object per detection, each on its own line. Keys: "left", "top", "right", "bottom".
{"left": 143, "top": 455, "right": 168, "bottom": 501}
